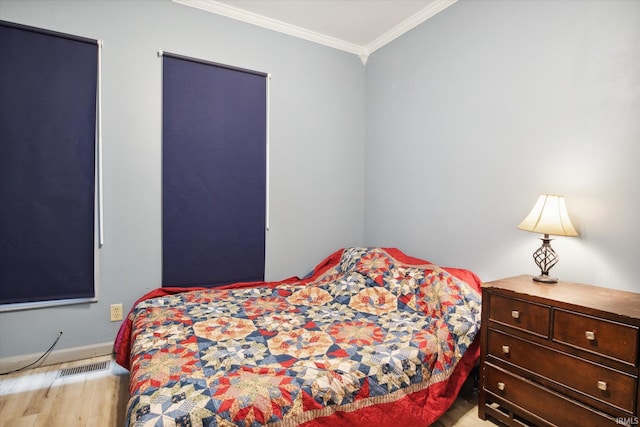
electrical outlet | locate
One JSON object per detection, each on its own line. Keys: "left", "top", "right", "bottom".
{"left": 110, "top": 303, "right": 123, "bottom": 322}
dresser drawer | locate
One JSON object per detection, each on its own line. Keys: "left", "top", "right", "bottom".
{"left": 487, "top": 329, "right": 637, "bottom": 413}
{"left": 489, "top": 294, "right": 550, "bottom": 337}
{"left": 484, "top": 363, "right": 619, "bottom": 426}
{"left": 553, "top": 309, "right": 639, "bottom": 366}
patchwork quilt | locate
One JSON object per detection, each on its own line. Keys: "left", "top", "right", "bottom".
{"left": 115, "top": 247, "right": 482, "bottom": 427}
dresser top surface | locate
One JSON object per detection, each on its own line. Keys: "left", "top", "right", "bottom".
{"left": 483, "top": 275, "right": 640, "bottom": 322}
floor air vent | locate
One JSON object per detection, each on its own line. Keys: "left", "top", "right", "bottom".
{"left": 58, "top": 360, "right": 110, "bottom": 378}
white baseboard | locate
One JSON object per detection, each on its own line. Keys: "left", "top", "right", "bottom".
{"left": 0, "top": 342, "right": 114, "bottom": 373}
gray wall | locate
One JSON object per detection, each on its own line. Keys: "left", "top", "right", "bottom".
{"left": 0, "top": 0, "right": 365, "bottom": 358}
{"left": 2, "top": 0, "right": 639, "bottom": 361}
{"left": 365, "top": 0, "right": 640, "bottom": 292}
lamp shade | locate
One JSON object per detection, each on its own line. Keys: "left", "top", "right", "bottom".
{"left": 517, "top": 194, "right": 578, "bottom": 237}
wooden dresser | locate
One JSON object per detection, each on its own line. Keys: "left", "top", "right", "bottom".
{"left": 478, "top": 275, "right": 640, "bottom": 426}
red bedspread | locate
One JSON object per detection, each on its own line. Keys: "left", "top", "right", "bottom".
{"left": 115, "top": 247, "right": 482, "bottom": 426}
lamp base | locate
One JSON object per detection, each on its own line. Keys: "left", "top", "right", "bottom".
{"left": 532, "top": 274, "right": 558, "bottom": 284}
{"left": 531, "top": 234, "right": 560, "bottom": 284}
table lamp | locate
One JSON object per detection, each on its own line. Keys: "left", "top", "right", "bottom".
{"left": 517, "top": 194, "right": 578, "bottom": 283}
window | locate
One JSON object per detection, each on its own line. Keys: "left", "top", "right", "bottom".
{"left": 0, "top": 21, "right": 99, "bottom": 307}
{"left": 161, "top": 53, "right": 267, "bottom": 287}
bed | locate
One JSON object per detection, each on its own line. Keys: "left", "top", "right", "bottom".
{"left": 114, "top": 247, "right": 482, "bottom": 426}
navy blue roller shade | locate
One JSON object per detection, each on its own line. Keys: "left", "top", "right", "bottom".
{"left": 162, "top": 53, "right": 266, "bottom": 287}
{"left": 0, "top": 21, "right": 97, "bottom": 305}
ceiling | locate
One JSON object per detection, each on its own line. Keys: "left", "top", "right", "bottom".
{"left": 173, "top": 0, "right": 457, "bottom": 64}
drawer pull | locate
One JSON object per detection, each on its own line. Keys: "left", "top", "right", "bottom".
{"left": 502, "top": 345, "right": 510, "bottom": 354}
{"left": 511, "top": 310, "right": 520, "bottom": 319}
{"left": 597, "top": 380, "right": 607, "bottom": 391}
{"left": 585, "top": 331, "right": 596, "bottom": 341}
{"left": 497, "top": 381, "right": 506, "bottom": 391}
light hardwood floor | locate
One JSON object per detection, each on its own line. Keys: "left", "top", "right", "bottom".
{"left": 0, "top": 355, "right": 494, "bottom": 426}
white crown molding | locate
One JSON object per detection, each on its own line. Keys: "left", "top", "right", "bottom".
{"left": 173, "top": 0, "right": 456, "bottom": 65}
{"left": 173, "top": 0, "right": 366, "bottom": 59}
{"left": 366, "top": 0, "right": 457, "bottom": 55}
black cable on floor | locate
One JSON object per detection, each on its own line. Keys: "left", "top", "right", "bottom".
{"left": 0, "top": 331, "right": 63, "bottom": 375}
